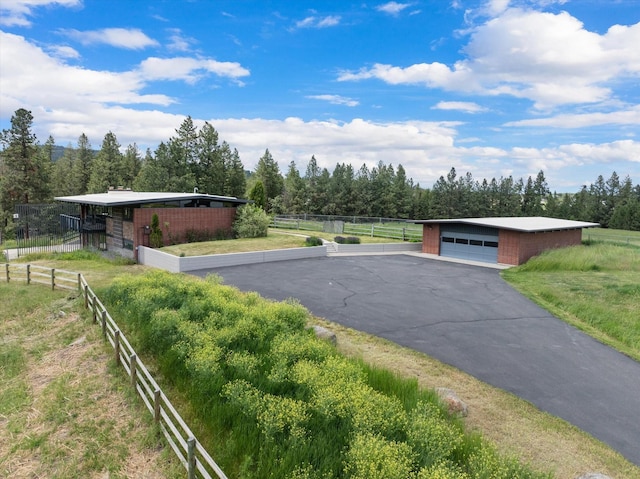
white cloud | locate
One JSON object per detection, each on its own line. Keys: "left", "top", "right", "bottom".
{"left": 138, "top": 57, "right": 250, "bottom": 83}
{"left": 306, "top": 94, "right": 359, "bottom": 107}
{"left": 339, "top": 7, "right": 640, "bottom": 109}
{"left": 166, "top": 28, "right": 195, "bottom": 52}
{"left": 504, "top": 106, "right": 640, "bottom": 128}
{"left": 0, "top": 0, "right": 80, "bottom": 27}
{"left": 47, "top": 44, "right": 79, "bottom": 59}
{"left": 60, "top": 27, "right": 159, "bottom": 49}
{"left": 294, "top": 15, "right": 341, "bottom": 29}
{"left": 433, "top": 101, "right": 487, "bottom": 113}
{"left": 0, "top": 31, "right": 249, "bottom": 126}
{"left": 376, "top": 2, "right": 413, "bottom": 16}
{"left": 1, "top": 29, "right": 637, "bottom": 192}
{"left": 0, "top": 32, "right": 172, "bottom": 113}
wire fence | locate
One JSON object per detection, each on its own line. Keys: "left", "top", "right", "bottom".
{"left": 2, "top": 263, "right": 228, "bottom": 479}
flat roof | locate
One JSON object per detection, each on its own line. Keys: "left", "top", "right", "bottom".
{"left": 55, "top": 191, "right": 248, "bottom": 207}
{"left": 412, "top": 216, "right": 599, "bottom": 233}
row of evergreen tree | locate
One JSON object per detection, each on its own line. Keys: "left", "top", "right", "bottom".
{"left": 2, "top": 108, "right": 639, "bottom": 238}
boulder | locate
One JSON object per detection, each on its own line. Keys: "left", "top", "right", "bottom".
{"left": 312, "top": 325, "right": 337, "bottom": 344}
{"left": 575, "top": 474, "right": 612, "bottom": 479}
{"left": 436, "top": 387, "right": 468, "bottom": 417}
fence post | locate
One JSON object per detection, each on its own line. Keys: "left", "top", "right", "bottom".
{"left": 402, "top": 228, "right": 406, "bottom": 241}
{"left": 27, "top": 264, "right": 31, "bottom": 285}
{"left": 92, "top": 301, "right": 97, "bottom": 324}
{"left": 5, "top": 263, "right": 8, "bottom": 283}
{"left": 84, "top": 284, "right": 89, "bottom": 309}
{"left": 187, "top": 437, "right": 196, "bottom": 479}
{"left": 77, "top": 273, "right": 82, "bottom": 292}
{"left": 51, "top": 268, "right": 55, "bottom": 290}
{"left": 130, "top": 354, "right": 137, "bottom": 388}
{"left": 114, "top": 330, "right": 121, "bottom": 365}
{"left": 371, "top": 224, "right": 374, "bottom": 237}
{"left": 154, "top": 389, "right": 161, "bottom": 422}
{"left": 101, "top": 309, "right": 107, "bottom": 338}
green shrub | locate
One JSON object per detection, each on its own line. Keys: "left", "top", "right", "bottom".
{"left": 345, "top": 432, "right": 416, "bottom": 479}
{"left": 305, "top": 236, "right": 323, "bottom": 246}
{"left": 149, "top": 213, "right": 163, "bottom": 248}
{"left": 334, "top": 235, "right": 360, "bottom": 244}
{"left": 234, "top": 204, "right": 271, "bottom": 238}
{"left": 103, "top": 271, "right": 551, "bottom": 479}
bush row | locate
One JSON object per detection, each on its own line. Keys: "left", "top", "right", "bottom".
{"left": 334, "top": 236, "right": 361, "bottom": 244}
{"left": 103, "top": 271, "right": 549, "bottom": 479}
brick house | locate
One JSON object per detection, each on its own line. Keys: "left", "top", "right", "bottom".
{"left": 413, "top": 217, "right": 599, "bottom": 266}
{"left": 55, "top": 189, "right": 248, "bottom": 260}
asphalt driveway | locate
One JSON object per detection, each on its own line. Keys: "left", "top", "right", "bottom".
{"left": 191, "top": 255, "right": 640, "bottom": 466}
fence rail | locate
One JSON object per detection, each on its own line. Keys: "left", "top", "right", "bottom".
{"left": 271, "top": 215, "right": 422, "bottom": 241}
{"left": 583, "top": 232, "right": 640, "bottom": 246}
{"left": 2, "top": 263, "right": 228, "bottom": 479}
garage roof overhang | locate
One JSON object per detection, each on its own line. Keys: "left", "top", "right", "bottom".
{"left": 55, "top": 191, "right": 249, "bottom": 208}
{"left": 412, "top": 216, "right": 600, "bottom": 233}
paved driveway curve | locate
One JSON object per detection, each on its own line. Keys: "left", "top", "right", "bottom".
{"left": 191, "top": 255, "right": 640, "bottom": 466}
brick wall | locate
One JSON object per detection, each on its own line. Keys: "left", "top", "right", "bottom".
{"left": 422, "top": 224, "right": 440, "bottom": 254}
{"left": 133, "top": 207, "right": 238, "bottom": 260}
{"left": 498, "top": 229, "right": 582, "bottom": 265}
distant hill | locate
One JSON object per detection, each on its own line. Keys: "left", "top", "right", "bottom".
{"left": 47, "top": 145, "right": 98, "bottom": 162}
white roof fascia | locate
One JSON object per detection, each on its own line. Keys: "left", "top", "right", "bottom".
{"left": 413, "top": 217, "right": 600, "bottom": 233}
{"left": 55, "top": 191, "right": 247, "bottom": 207}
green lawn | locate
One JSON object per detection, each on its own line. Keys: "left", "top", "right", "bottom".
{"left": 160, "top": 230, "right": 403, "bottom": 257}
{"left": 502, "top": 242, "right": 640, "bottom": 361}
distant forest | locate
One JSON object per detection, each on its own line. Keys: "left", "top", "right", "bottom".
{"left": 2, "top": 108, "right": 639, "bottom": 237}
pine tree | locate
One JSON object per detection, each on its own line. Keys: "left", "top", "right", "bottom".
{"left": 283, "top": 161, "right": 306, "bottom": 213}
{"left": 196, "top": 122, "right": 225, "bottom": 194}
{"left": 224, "top": 147, "right": 247, "bottom": 198}
{"left": 254, "top": 149, "right": 284, "bottom": 212}
{"left": 120, "top": 143, "right": 142, "bottom": 188}
{"left": 51, "top": 144, "right": 77, "bottom": 196}
{"left": 87, "top": 131, "right": 123, "bottom": 193}
{"left": 0, "top": 108, "right": 51, "bottom": 237}
{"left": 72, "top": 133, "right": 93, "bottom": 194}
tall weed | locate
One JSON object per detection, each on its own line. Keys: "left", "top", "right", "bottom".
{"left": 104, "top": 271, "right": 550, "bottom": 479}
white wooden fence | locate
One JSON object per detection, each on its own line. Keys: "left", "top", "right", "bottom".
{"left": 2, "top": 263, "right": 228, "bottom": 479}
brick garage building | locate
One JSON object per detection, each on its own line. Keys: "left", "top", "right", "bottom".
{"left": 413, "top": 217, "right": 599, "bottom": 266}
{"left": 55, "top": 190, "right": 248, "bottom": 260}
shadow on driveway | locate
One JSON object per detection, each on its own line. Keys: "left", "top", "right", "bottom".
{"left": 191, "top": 255, "right": 640, "bottom": 466}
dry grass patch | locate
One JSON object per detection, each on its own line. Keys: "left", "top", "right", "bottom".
{"left": 0, "top": 285, "right": 182, "bottom": 479}
{"left": 311, "top": 317, "right": 640, "bottom": 479}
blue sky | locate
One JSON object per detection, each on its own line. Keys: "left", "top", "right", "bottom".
{"left": 1, "top": 0, "right": 639, "bottom": 192}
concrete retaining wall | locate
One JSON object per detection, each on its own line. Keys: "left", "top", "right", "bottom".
{"left": 333, "top": 243, "right": 422, "bottom": 254}
{"left": 138, "top": 245, "right": 327, "bottom": 272}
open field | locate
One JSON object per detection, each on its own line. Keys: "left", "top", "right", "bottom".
{"left": 583, "top": 227, "right": 640, "bottom": 247}
{"left": 0, "top": 280, "right": 182, "bottom": 478}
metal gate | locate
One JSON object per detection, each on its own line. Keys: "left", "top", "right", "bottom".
{"left": 13, "top": 203, "right": 82, "bottom": 257}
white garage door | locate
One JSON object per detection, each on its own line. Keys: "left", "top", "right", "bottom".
{"left": 440, "top": 225, "right": 499, "bottom": 263}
